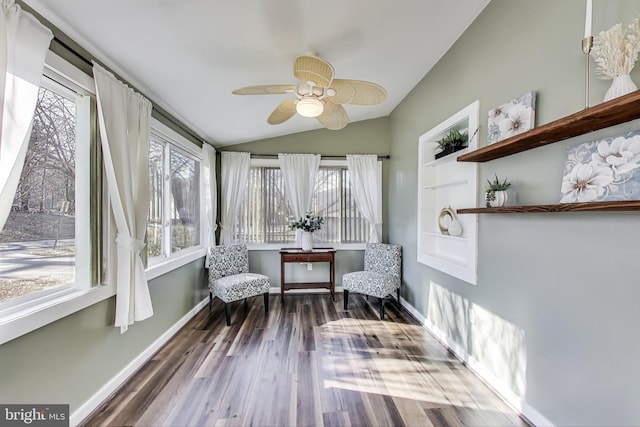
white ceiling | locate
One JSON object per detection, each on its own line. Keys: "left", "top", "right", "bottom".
{"left": 23, "top": 0, "right": 490, "bottom": 147}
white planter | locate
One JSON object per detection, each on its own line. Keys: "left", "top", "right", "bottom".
{"left": 604, "top": 74, "right": 638, "bottom": 102}
{"left": 486, "top": 190, "right": 509, "bottom": 207}
{"left": 301, "top": 232, "right": 314, "bottom": 251}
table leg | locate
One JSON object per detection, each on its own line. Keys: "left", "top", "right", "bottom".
{"left": 280, "top": 256, "right": 285, "bottom": 303}
{"left": 330, "top": 259, "right": 335, "bottom": 302}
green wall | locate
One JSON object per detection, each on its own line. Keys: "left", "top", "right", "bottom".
{"left": 225, "top": 117, "right": 390, "bottom": 156}
{"left": 388, "top": 1, "right": 640, "bottom": 425}
{"left": 224, "top": 117, "right": 392, "bottom": 281}
{"left": 0, "top": 259, "right": 207, "bottom": 414}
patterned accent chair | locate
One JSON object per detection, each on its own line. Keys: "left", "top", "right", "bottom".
{"left": 208, "top": 244, "right": 270, "bottom": 326}
{"left": 342, "top": 243, "right": 402, "bottom": 320}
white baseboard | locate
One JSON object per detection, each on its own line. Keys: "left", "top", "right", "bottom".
{"left": 399, "top": 296, "right": 554, "bottom": 427}
{"left": 69, "top": 298, "right": 210, "bottom": 427}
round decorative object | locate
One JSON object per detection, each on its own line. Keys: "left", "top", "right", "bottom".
{"left": 604, "top": 74, "right": 638, "bottom": 102}
{"left": 301, "top": 231, "right": 314, "bottom": 251}
{"left": 448, "top": 219, "right": 463, "bottom": 236}
{"left": 438, "top": 207, "right": 457, "bottom": 235}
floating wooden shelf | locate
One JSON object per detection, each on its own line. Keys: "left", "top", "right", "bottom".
{"left": 457, "top": 200, "right": 640, "bottom": 214}
{"left": 457, "top": 90, "right": 640, "bottom": 163}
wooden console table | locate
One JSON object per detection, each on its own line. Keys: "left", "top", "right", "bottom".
{"left": 279, "top": 248, "right": 336, "bottom": 302}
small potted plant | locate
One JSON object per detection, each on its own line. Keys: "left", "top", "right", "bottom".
{"left": 485, "top": 174, "right": 512, "bottom": 207}
{"left": 435, "top": 128, "right": 468, "bottom": 159}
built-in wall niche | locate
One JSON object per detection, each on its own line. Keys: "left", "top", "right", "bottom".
{"left": 417, "top": 100, "right": 479, "bottom": 285}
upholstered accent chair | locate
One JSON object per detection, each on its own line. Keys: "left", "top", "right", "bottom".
{"left": 208, "top": 244, "right": 270, "bottom": 326}
{"left": 342, "top": 243, "right": 402, "bottom": 320}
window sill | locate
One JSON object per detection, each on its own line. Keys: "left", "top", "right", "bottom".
{"left": 0, "top": 283, "right": 115, "bottom": 346}
{"left": 247, "top": 243, "right": 366, "bottom": 251}
{"left": 146, "top": 246, "right": 207, "bottom": 281}
{"left": 0, "top": 247, "right": 207, "bottom": 346}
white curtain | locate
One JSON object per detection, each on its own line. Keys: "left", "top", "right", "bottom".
{"left": 93, "top": 63, "right": 153, "bottom": 333}
{"left": 278, "top": 153, "right": 321, "bottom": 244}
{"left": 219, "top": 151, "right": 250, "bottom": 244}
{"left": 347, "top": 154, "right": 382, "bottom": 243}
{"left": 202, "top": 144, "right": 217, "bottom": 266}
{"left": 0, "top": 1, "right": 52, "bottom": 231}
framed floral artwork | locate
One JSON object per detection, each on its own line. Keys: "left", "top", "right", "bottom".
{"left": 560, "top": 129, "right": 640, "bottom": 203}
{"left": 487, "top": 91, "right": 536, "bottom": 145}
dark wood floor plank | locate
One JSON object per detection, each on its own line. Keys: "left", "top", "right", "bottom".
{"left": 322, "top": 410, "right": 352, "bottom": 427}
{"left": 314, "top": 325, "right": 348, "bottom": 415}
{"left": 80, "top": 293, "right": 529, "bottom": 427}
{"left": 296, "top": 350, "right": 323, "bottom": 426}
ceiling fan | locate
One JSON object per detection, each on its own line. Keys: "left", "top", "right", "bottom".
{"left": 232, "top": 53, "right": 387, "bottom": 130}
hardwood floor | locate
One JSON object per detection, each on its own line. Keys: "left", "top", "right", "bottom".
{"left": 81, "top": 293, "right": 530, "bottom": 427}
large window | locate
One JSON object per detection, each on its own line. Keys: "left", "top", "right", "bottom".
{"left": 233, "top": 159, "right": 373, "bottom": 245}
{"left": 147, "top": 128, "right": 201, "bottom": 264}
{"left": 0, "top": 66, "right": 97, "bottom": 306}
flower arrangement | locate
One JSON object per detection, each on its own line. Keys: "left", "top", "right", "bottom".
{"left": 290, "top": 213, "right": 324, "bottom": 232}
{"left": 591, "top": 17, "right": 640, "bottom": 79}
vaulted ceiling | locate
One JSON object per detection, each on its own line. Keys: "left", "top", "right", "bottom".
{"left": 23, "top": 0, "right": 490, "bottom": 146}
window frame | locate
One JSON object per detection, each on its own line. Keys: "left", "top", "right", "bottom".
{"left": 238, "top": 158, "right": 381, "bottom": 251}
{"left": 145, "top": 119, "right": 206, "bottom": 281}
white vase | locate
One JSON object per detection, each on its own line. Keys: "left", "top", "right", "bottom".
{"left": 448, "top": 219, "right": 463, "bottom": 236}
{"left": 301, "top": 232, "right": 314, "bottom": 251}
{"left": 486, "top": 189, "right": 517, "bottom": 207}
{"left": 604, "top": 74, "right": 638, "bottom": 102}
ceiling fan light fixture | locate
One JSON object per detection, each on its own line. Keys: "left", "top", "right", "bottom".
{"left": 296, "top": 97, "right": 324, "bottom": 117}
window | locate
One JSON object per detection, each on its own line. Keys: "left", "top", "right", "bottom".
{"left": 233, "top": 159, "right": 375, "bottom": 246}
{"left": 0, "top": 51, "right": 205, "bottom": 343}
{"left": 0, "top": 62, "right": 98, "bottom": 307}
{"left": 147, "top": 125, "right": 202, "bottom": 265}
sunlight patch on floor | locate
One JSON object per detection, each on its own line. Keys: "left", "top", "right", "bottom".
{"left": 318, "top": 317, "right": 512, "bottom": 414}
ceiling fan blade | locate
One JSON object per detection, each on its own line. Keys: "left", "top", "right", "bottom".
{"left": 293, "top": 54, "right": 334, "bottom": 87}
{"left": 329, "top": 79, "right": 387, "bottom": 105}
{"left": 232, "top": 84, "right": 295, "bottom": 95}
{"left": 268, "top": 98, "right": 297, "bottom": 125}
{"left": 317, "top": 100, "right": 348, "bottom": 130}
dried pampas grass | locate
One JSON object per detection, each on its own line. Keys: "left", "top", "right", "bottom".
{"left": 591, "top": 17, "right": 640, "bottom": 79}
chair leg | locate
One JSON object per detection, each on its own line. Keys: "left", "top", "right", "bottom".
{"left": 225, "top": 302, "right": 231, "bottom": 326}
{"left": 343, "top": 290, "right": 349, "bottom": 310}
{"left": 264, "top": 292, "right": 269, "bottom": 313}
{"left": 379, "top": 297, "right": 385, "bottom": 320}
{"left": 209, "top": 291, "right": 213, "bottom": 311}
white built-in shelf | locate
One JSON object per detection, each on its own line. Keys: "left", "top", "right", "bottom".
{"left": 423, "top": 179, "right": 469, "bottom": 190}
{"left": 417, "top": 100, "right": 479, "bottom": 285}
{"left": 422, "top": 231, "right": 468, "bottom": 242}
{"left": 424, "top": 147, "right": 472, "bottom": 167}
